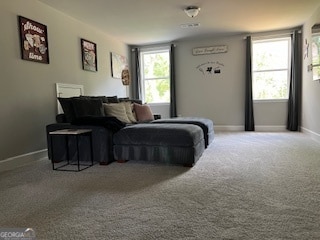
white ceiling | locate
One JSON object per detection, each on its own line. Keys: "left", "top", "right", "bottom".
{"left": 38, "top": 0, "right": 320, "bottom": 45}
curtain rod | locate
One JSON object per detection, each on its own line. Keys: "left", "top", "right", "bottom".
{"left": 131, "top": 43, "right": 176, "bottom": 51}
{"left": 243, "top": 30, "right": 301, "bottom": 40}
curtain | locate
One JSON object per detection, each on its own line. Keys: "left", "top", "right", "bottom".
{"left": 170, "top": 44, "right": 177, "bottom": 117}
{"left": 131, "top": 48, "right": 142, "bottom": 100}
{"left": 245, "top": 36, "right": 255, "bottom": 131}
{"left": 287, "top": 30, "right": 302, "bottom": 131}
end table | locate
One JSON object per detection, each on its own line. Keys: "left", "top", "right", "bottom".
{"left": 49, "top": 129, "right": 94, "bottom": 171}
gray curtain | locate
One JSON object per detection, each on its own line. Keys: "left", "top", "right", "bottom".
{"left": 245, "top": 36, "right": 255, "bottom": 131}
{"left": 287, "top": 30, "right": 302, "bottom": 131}
{"left": 170, "top": 44, "right": 177, "bottom": 117}
{"left": 131, "top": 48, "right": 142, "bottom": 100}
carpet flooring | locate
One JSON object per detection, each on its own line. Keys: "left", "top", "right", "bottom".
{"left": 0, "top": 132, "right": 320, "bottom": 240}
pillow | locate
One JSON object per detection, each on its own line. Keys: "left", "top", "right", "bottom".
{"left": 118, "top": 97, "right": 129, "bottom": 102}
{"left": 56, "top": 113, "right": 67, "bottom": 123}
{"left": 72, "top": 98, "right": 105, "bottom": 119}
{"left": 119, "top": 98, "right": 143, "bottom": 105}
{"left": 133, "top": 103, "right": 154, "bottom": 122}
{"left": 122, "top": 101, "right": 137, "bottom": 123}
{"left": 104, "top": 103, "right": 131, "bottom": 124}
{"left": 106, "top": 96, "right": 119, "bottom": 103}
{"left": 80, "top": 95, "right": 108, "bottom": 103}
{"left": 58, "top": 97, "right": 79, "bottom": 123}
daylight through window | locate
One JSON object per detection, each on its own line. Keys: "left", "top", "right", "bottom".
{"left": 140, "top": 48, "right": 170, "bottom": 104}
{"left": 312, "top": 32, "right": 320, "bottom": 81}
{"left": 252, "top": 37, "right": 291, "bottom": 100}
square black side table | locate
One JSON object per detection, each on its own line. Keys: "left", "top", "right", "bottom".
{"left": 49, "top": 129, "right": 94, "bottom": 171}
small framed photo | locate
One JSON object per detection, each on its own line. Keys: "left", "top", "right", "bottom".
{"left": 81, "top": 38, "right": 97, "bottom": 72}
{"left": 18, "top": 16, "right": 49, "bottom": 64}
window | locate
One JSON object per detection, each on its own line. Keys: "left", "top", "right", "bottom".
{"left": 252, "top": 37, "right": 291, "bottom": 100}
{"left": 140, "top": 48, "right": 170, "bottom": 104}
{"left": 312, "top": 27, "right": 320, "bottom": 81}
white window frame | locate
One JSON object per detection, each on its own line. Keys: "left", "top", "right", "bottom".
{"left": 252, "top": 37, "right": 291, "bottom": 102}
{"left": 140, "top": 47, "right": 171, "bottom": 104}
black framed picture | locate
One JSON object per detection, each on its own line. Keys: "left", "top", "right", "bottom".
{"left": 18, "top": 16, "right": 49, "bottom": 64}
{"left": 81, "top": 38, "right": 97, "bottom": 72}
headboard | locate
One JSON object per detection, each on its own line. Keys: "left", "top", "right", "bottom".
{"left": 55, "top": 83, "right": 84, "bottom": 114}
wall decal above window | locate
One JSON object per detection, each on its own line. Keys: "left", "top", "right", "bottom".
{"left": 193, "top": 45, "right": 227, "bottom": 55}
{"left": 196, "top": 61, "right": 224, "bottom": 76}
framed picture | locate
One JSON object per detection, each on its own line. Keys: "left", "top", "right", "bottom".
{"left": 110, "top": 52, "right": 127, "bottom": 78}
{"left": 18, "top": 16, "right": 49, "bottom": 64}
{"left": 81, "top": 38, "right": 97, "bottom": 72}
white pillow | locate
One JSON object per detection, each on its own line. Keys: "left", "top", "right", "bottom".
{"left": 103, "top": 103, "right": 131, "bottom": 123}
{"left": 122, "top": 101, "right": 137, "bottom": 123}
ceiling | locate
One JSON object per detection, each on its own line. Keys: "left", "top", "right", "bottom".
{"left": 38, "top": 0, "right": 320, "bottom": 45}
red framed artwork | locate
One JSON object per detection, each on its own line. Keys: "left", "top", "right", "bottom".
{"left": 18, "top": 16, "right": 49, "bottom": 64}
{"left": 81, "top": 38, "right": 97, "bottom": 72}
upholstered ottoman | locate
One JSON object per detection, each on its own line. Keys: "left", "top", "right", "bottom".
{"left": 152, "top": 117, "right": 214, "bottom": 147}
{"left": 113, "top": 123, "right": 205, "bottom": 167}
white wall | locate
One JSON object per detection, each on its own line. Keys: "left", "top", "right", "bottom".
{"left": 175, "top": 35, "right": 245, "bottom": 130}
{"left": 0, "top": 0, "right": 129, "bottom": 162}
{"left": 175, "top": 35, "right": 288, "bottom": 131}
{"left": 301, "top": 5, "right": 320, "bottom": 141}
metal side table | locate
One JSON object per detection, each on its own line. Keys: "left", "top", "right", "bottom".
{"left": 49, "top": 129, "right": 94, "bottom": 171}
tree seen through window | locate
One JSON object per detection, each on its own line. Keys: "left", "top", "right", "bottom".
{"left": 252, "top": 38, "right": 291, "bottom": 100}
{"left": 142, "top": 50, "right": 170, "bottom": 103}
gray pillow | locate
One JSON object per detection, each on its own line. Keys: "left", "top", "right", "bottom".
{"left": 58, "top": 97, "right": 80, "bottom": 123}
{"left": 72, "top": 98, "right": 105, "bottom": 119}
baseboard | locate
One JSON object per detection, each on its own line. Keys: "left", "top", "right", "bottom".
{"left": 301, "top": 127, "right": 320, "bottom": 143}
{"left": 214, "top": 125, "right": 244, "bottom": 131}
{"left": 255, "top": 125, "right": 287, "bottom": 132}
{"left": 214, "top": 125, "right": 287, "bottom": 132}
{"left": 0, "top": 149, "right": 48, "bottom": 172}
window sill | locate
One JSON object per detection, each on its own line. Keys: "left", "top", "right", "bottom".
{"left": 253, "top": 99, "right": 288, "bottom": 103}
{"left": 148, "top": 102, "right": 170, "bottom": 106}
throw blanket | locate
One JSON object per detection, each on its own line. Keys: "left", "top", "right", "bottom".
{"left": 72, "top": 116, "right": 126, "bottom": 132}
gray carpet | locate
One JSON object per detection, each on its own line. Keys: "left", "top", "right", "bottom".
{"left": 0, "top": 132, "right": 320, "bottom": 240}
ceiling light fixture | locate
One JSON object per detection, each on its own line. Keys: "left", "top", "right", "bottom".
{"left": 184, "top": 6, "right": 201, "bottom": 18}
